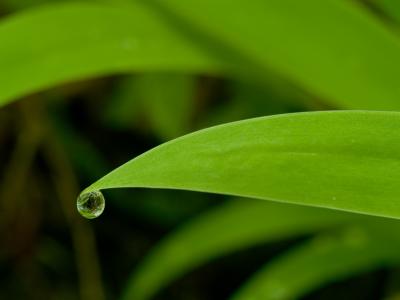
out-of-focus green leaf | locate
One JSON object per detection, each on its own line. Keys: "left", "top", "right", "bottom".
{"left": 138, "top": 74, "right": 195, "bottom": 140}
{"left": 103, "top": 76, "right": 143, "bottom": 130}
{"left": 106, "top": 73, "right": 196, "bottom": 140}
{"left": 1, "top": 0, "right": 66, "bottom": 10}
{"left": 376, "top": 0, "right": 400, "bottom": 22}
{"left": 151, "top": 0, "right": 400, "bottom": 110}
{"left": 2, "top": 0, "right": 400, "bottom": 111}
{"left": 199, "top": 80, "right": 301, "bottom": 129}
{"left": 0, "top": 2, "right": 223, "bottom": 107}
{"left": 83, "top": 111, "right": 400, "bottom": 219}
{"left": 121, "top": 200, "right": 360, "bottom": 300}
{"left": 232, "top": 223, "right": 400, "bottom": 300}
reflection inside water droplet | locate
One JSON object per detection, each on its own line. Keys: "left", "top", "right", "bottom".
{"left": 77, "top": 190, "right": 105, "bottom": 219}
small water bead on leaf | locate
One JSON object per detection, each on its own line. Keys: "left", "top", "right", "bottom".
{"left": 77, "top": 190, "right": 105, "bottom": 219}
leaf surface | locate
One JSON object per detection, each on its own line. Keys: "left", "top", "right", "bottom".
{"left": 84, "top": 111, "right": 400, "bottom": 219}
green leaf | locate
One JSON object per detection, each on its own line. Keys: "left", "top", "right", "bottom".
{"left": 104, "top": 73, "right": 196, "bottom": 140}
{"left": 0, "top": 2, "right": 222, "bottom": 107}
{"left": 232, "top": 223, "right": 400, "bottom": 300}
{"left": 103, "top": 75, "right": 144, "bottom": 130}
{"left": 83, "top": 111, "right": 400, "bottom": 219}
{"left": 3, "top": 0, "right": 400, "bottom": 111}
{"left": 1, "top": 0, "right": 68, "bottom": 11}
{"left": 375, "top": 0, "right": 400, "bottom": 23}
{"left": 151, "top": 0, "right": 400, "bottom": 110}
{"left": 121, "top": 200, "right": 360, "bottom": 300}
{"left": 139, "top": 74, "right": 196, "bottom": 140}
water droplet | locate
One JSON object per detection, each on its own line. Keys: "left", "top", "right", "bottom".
{"left": 77, "top": 190, "right": 105, "bottom": 219}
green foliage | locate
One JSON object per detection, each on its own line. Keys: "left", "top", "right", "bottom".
{"left": 105, "top": 73, "right": 196, "bottom": 140}
{"left": 376, "top": 0, "right": 400, "bottom": 22}
{"left": 2, "top": 0, "right": 400, "bottom": 299}
{"left": 121, "top": 200, "right": 361, "bottom": 300}
{"left": 0, "top": 2, "right": 221, "bottom": 106}
{"left": 232, "top": 223, "right": 400, "bottom": 300}
{"left": 3, "top": 0, "right": 400, "bottom": 110}
{"left": 84, "top": 111, "right": 400, "bottom": 219}
{"left": 136, "top": 0, "right": 400, "bottom": 109}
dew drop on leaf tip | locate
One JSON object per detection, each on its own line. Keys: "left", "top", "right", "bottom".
{"left": 76, "top": 190, "right": 105, "bottom": 219}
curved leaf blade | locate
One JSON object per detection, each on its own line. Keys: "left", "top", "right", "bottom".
{"left": 122, "top": 200, "right": 360, "bottom": 300}
{"left": 0, "top": 2, "right": 223, "bottom": 106}
{"left": 151, "top": 0, "right": 400, "bottom": 110}
{"left": 232, "top": 224, "right": 400, "bottom": 300}
{"left": 2, "top": 1, "right": 400, "bottom": 111}
{"left": 84, "top": 111, "right": 400, "bottom": 219}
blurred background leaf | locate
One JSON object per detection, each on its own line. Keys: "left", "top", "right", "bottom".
{"left": 232, "top": 223, "right": 400, "bottom": 300}
{"left": 122, "top": 200, "right": 363, "bottom": 300}
{"left": 149, "top": 0, "right": 400, "bottom": 110}
{"left": 104, "top": 73, "right": 196, "bottom": 140}
{"left": 0, "top": 1, "right": 223, "bottom": 106}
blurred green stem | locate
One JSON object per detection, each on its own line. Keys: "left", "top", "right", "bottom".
{"left": 43, "top": 128, "right": 106, "bottom": 300}
{"left": 18, "top": 99, "right": 106, "bottom": 300}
